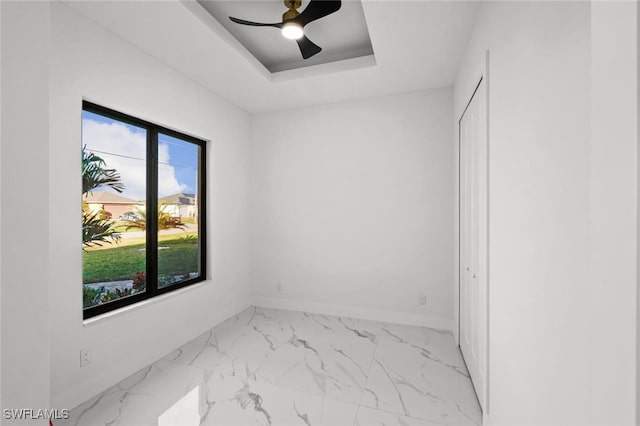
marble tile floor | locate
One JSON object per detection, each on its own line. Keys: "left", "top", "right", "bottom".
{"left": 59, "top": 307, "right": 482, "bottom": 426}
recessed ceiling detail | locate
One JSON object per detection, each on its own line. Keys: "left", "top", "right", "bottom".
{"left": 197, "top": 0, "right": 375, "bottom": 73}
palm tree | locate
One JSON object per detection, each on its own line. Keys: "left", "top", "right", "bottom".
{"left": 124, "top": 204, "right": 186, "bottom": 232}
{"left": 82, "top": 146, "right": 124, "bottom": 248}
{"left": 82, "top": 146, "right": 124, "bottom": 193}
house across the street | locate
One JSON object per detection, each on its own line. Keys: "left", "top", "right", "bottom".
{"left": 159, "top": 192, "right": 198, "bottom": 220}
{"left": 83, "top": 191, "right": 140, "bottom": 220}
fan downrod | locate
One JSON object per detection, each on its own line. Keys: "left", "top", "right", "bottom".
{"left": 283, "top": 0, "right": 301, "bottom": 21}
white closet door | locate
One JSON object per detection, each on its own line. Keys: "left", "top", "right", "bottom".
{"left": 459, "top": 77, "right": 487, "bottom": 411}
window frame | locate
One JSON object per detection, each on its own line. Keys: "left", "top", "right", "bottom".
{"left": 82, "top": 100, "right": 207, "bottom": 320}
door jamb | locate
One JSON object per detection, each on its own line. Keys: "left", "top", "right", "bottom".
{"left": 455, "top": 50, "right": 490, "bottom": 414}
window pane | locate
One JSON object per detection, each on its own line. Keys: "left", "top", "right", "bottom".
{"left": 82, "top": 110, "right": 147, "bottom": 309}
{"left": 157, "top": 133, "right": 201, "bottom": 289}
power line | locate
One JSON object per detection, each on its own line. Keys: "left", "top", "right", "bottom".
{"left": 87, "top": 148, "right": 196, "bottom": 170}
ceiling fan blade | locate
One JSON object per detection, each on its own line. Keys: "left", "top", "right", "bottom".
{"left": 229, "top": 17, "right": 282, "bottom": 28}
{"left": 296, "top": 35, "right": 322, "bottom": 59}
{"left": 297, "top": 0, "right": 341, "bottom": 27}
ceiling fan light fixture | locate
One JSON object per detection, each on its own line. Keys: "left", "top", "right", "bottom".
{"left": 282, "top": 21, "right": 304, "bottom": 40}
{"left": 229, "top": 0, "right": 341, "bottom": 59}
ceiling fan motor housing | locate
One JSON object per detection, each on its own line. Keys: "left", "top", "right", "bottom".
{"left": 283, "top": 9, "right": 300, "bottom": 21}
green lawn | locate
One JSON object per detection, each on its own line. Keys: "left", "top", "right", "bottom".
{"left": 83, "top": 236, "right": 199, "bottom": 283}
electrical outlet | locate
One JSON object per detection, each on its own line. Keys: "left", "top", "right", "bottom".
{"left": 276, "top": 282, "right": 283, "bottom": 293}
{"left": 80, "top": 349, "right": 91, "bottom": 367}
{"left": 418, "top": 294, "right": 427, "bottom": 306}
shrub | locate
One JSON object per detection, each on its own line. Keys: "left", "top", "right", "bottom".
{"left": 98, "top": 210, "right": 112, "bottom": 220}
{"left": 83, "top": 286, "right": 103, "bottom": 309}
{"left": 132, "top": 272, "right": 146, "bottom": 292}
{"left": 100, "top": 287, "right": 133, "bottom": 303}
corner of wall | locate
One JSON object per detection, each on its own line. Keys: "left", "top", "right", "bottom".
{"left": 637, "top": 2, "right": 640, "bottom": 423}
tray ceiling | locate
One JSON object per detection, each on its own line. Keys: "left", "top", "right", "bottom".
{"left": 197, "top": 0, "right": 374, "bottom": 73}
{"left": 60, "top": 0, "right": 480, "bottom": 113}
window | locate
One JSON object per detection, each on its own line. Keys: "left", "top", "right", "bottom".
{"left": 82, "top": 101, "right": 206, "bottom": 319}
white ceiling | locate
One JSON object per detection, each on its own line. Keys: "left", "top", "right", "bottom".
{"left": 198, "top": 0, "right": 374, "bottom": 73}
{"left": 61, "top": 0, "right": 480, "bottom": 113}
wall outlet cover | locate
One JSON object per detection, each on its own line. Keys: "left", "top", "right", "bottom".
{"left": 80, "top": 349, "right": 91, "bottom": 367}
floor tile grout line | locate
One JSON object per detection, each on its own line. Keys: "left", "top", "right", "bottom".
{"left": 357, "top": 402, "right": 459, "bottom": 425}
{"left": 352, "top": 319, "right": 385, "bottom": 425}
{"left": 245, "top": 309, "right": 370, "bottom": 421}
{"left": 355, "top": 322, "right": 480, "bottom": 425}
{"left": 247, "top": 310, "right": 370, "bottom": 425}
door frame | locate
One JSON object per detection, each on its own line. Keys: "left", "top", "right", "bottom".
{"left": 455, "top": 50, "right": 490, "bottom": 414}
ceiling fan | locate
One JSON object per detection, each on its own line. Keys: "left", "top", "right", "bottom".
{"left": 229, "top": 0, "right": 341, "bottom": 60}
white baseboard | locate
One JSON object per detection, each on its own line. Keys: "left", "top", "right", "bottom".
{"left": 253, "top": 295, "right": 454, "bottom": 331}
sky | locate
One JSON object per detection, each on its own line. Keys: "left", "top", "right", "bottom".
{"left": 82, "top": 110, "right": 199, "bottom": 201}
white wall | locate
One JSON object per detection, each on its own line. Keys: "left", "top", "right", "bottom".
{"left": 0, "top": 0, "right": 3, "bottom": 417}
{"left": 590, "top": 2, "right": 638, "bottom": 424}
{"left": 454, "top": 1, "right": 638, "bottom": 425}
{"left": 49, "top": 3, "right": 252, "bottom": 409}
{"left": 251, "top": 89, "right": 454, "bottom": 329}
{"left": 1, "top": 1, "right": 51, "bottom": 422}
